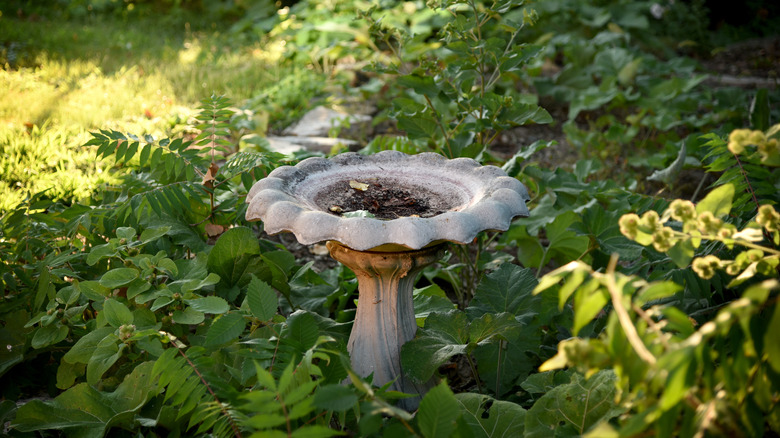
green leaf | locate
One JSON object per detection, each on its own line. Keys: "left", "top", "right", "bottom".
{"left": 398, "top": 74, "right": 440, "bottom": 98}
{"left": 77, "top": 280, "right": 111, "bottom": 301}
{"left": 667, "top": 239, "right": 695, "bottom": 268}
{"left": 116, "top": 227, "right": 136, "bottom": 241}
{"left": 397, "top": 114, "right": 439, "bottom": 140}
{"left": 401, "top": 311, "right": 470, "bottom": 382}
{"left": 467, "top": 264, "right": 539, "bottom": 323}
{"left": 31, "top": 325, "right": 69, "bottom": 349}
{"left": 572, "top": 279, "right": 607, "bottom": 336}
{"left": 765, "top": 302, "right": 780, "bottom": 373}
{"left": 99, "top": 268, "right": 139, "bottom": 289}
{"left": 247, "top": 276, "right": 278, "bottom": 321}
{"left": 695, "top": 183, "right": 734, "bottom": 217}
{"left": 172, "top": 307, "right": 205, "bottom": 325}
{"left": 418, "top": 382, "right": 460, "bottom": 438}
{"left": 184, "top": 296, "right": 229, "bottom": 314}
{"left": 102, "top": 298, "right": 134, "bottom": 328}
{"left": 525, "top": 370, "right": 622, "bottom": 437}
{"left": 281, "top": 311, "right": 320, "bottom": 352}
{"left": 63, "top": 327, "right": 115, "bottom": 364}
{"left": 87, "top": 338, "right": 126, "bottom": 385}
{"left": 312, "top": 384, "right": 358, "bottom": 412}
{"left": 207, "top": 227, "right": 261, "bottom": 287}
{"left": 13, "top": 362, "right": 157, "bottom": 436}
{"left": 455, "top": 393, "right": 527, "bottom": 438}
{"left": 204, "top": 313, "right": 246, "bottom": 347}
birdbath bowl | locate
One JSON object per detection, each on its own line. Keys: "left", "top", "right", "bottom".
{"left": 246, "top": 151, "right": 530, "bottom": 410}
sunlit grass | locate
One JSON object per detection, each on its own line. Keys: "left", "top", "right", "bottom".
{"left": 0, "top": 11, "right": 309, "bottom": 212}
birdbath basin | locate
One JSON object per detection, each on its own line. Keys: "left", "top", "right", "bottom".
{"left": 245, "top": 150, "right": 530, "bottom": 409}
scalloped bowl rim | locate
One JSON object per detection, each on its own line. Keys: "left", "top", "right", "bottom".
{"left": 245, "top": 151, "right": 530, "bottom": 251}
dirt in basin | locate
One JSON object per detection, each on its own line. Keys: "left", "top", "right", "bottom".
{"left": 320, "top": 180, "right": 448, "bottom": 220}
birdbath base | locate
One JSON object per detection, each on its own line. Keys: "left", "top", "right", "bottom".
{"left": 327, "top": 241, "right": 444, "bottom": 411}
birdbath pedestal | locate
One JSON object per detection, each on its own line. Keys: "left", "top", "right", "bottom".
{"left": 246, "top": 151, "right": 530, "bottom": 410}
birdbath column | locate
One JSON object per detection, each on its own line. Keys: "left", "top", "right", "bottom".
{"left": 327, "top": 241, "right": 442, "bottom": 410}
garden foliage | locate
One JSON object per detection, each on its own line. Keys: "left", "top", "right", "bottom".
{"left": 2, "top": 0, "right": 780, "bottom": 436}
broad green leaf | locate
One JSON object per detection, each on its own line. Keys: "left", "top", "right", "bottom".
{"left": 116, "top": 227, "right": 136, "bottom": 241}
{"left": 87, "top": 242, "right": 119, "bottom": 266}
{"left": 139, "top": 226, "right": 172, "bottom": 244}
{"left": 102, "top": 298, "right": 134, "bottom": 328}
{"left": 313, "top": 384, "right": 358, "bottom": 412}
{"left": 401, "top": 310, "right": 470, "bottom": 382}
{"left": 87, "top": 338, "right": 126, "bottom": 385}
{"left": 658, "top": 349, "right": 694, "bottom": 411}
{"left": 31, "top": 325, "right": 69, "bottom": 349}
{"left": 397, "top": 114, "right": 438, "bottom": 140}
{"left": 281, "top": 311, "right": 320, "bottom": 352}
{"left": 418, "top": 382, "right": 460, "bottom": 438}
{"left": 184, "top": 296, "right": 229, "bottom": 314}
{"left": 13, "top": 362, "right": 157, "bottom": 436}
{"left": 695, "top": 183, "right": 734, "bottom": 217}
{"left": 247, "top": 276, "right": 278, "bottom": 321}
{"left": 56, "top": 360, "right": 84, "bottom": 390}
{"left": 173, "top": 307, "right": 205, "bottom": 325}
{"left": 456, "top": 393, "right": 527, "bottom": 438}
{"left": 525, "top": 370, "right": 622, "bottom": 437}
{"left": 207, "top": 227, "right": 260, "bottom": 287}
{"left": 572, "top": 280, "right": 607, "bottom": 335}
{"left": 157, "top": 258, "right": 178, "bottom": 276}
{"left": 99, "top": 268, "right": 139, "bottom": 289}
{"left": 635, "top": 281, "right": 682, "bottom": 306}
{"left": 413, "top": 284, "right": 456, "bottom": 326}
{"left": 397, "top": 74, "right": 440, "bottom": 98}
{"left": 77, "top": 280, "right": 110, "bottom": 301}
{"left": 204, "top": 313, "right": 246, "bottom": 347}
{"left": 667, "top": 239, "right": 695, "bottom": 268}
{"left": 467, "top": 264, "right": 539, "bottom": 323}
{"left": 63, "top": 327, "right": 115, "bottom": 364}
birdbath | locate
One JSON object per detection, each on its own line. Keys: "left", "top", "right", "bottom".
{"left": 245, "top": 151, "right": 530, "bottom": 410}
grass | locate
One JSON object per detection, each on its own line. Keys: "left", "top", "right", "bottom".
{"left": 0, "top": 6, "right": 324, "bottom": 212}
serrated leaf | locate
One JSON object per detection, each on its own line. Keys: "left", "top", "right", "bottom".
{"left": 401, "top": 310, "right": 470, "bottom": 382}
{"left": 418, "top": 382, "right": 460, "bottom": 438}
{"left": 207, "top": 227, "right": 261, "bottom": 288}
{"left": 456, "top": 393, "right": 527, "bottom": 438}
{"left": 281, "top": 311, "right": 320, "bottom": 352}
{"left": 204, "top": 313, "right": 246, "bottom": 347}
{"left": 312, "top": 384, "right": 357, "bottom": 412}
{"left": 247, "top": 276, "right": 278, "bottom": 321}
{"left": 467, "top": 264, "right": 539, "bottom": 323}
{"left": 525, "top": 370, "right": 622, "bottom": 437}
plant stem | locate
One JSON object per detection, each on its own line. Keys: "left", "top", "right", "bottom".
{"left": 466, "top": 353, "right": 484, "bottom": 394}
{"left": 178, "top": 348, "right": 242, "bottom": 438}
{"left": 605, "top": 254, "right": 657, "bottom": 366}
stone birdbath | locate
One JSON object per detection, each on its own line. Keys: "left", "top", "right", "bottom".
{"left": 245, "top": 150, "right": 530, "bottom": 410}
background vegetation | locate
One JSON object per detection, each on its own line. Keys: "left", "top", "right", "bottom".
{"left": 1, "top": 0, "right": 779, "bottom": 436}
